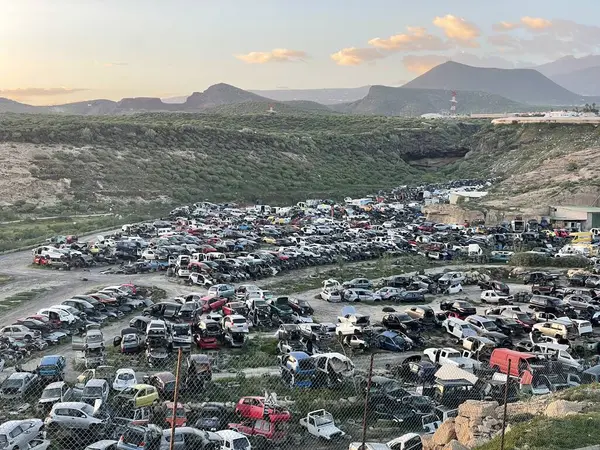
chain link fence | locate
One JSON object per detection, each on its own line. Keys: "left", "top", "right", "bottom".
{"left": 0, "top": 314, "right": 592, "bottom": 450}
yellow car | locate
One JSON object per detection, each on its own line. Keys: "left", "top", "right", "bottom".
{"left": 262, "top": 236, "right": 276, "bottom": 244}
{"left": 115, "top": 383, "right": 159, "bottom": 407}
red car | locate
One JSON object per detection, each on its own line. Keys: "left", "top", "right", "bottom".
{"left": 33, "top": 255, "right": 50, "bottom": 265}
{"left": 222, "top": 302, "right": 248, "bottom": 316}
{"left": 228, "top": 419, "right": 288, "bottom": 443}
{"left": 200, "top": 296, "right": 228, "bottom": 313}
{"left": 194, "top": 334, "right": 219, "bottom": 350}
{"left": 164, "top": 402, "right": 187, "bottom": 427}
{"left": 234, "top": 397, "right": 291, "bottom": 422}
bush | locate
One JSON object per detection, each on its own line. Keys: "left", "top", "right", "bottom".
{"left": 509, "top": 252, "right": 591, "bottom": 268}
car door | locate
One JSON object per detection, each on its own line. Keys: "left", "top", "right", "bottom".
{"left": 69, "top": 408, "right": 88, "bottom": 428}
{"left": 7, "top": 425, "right": 23, "bottom": 448}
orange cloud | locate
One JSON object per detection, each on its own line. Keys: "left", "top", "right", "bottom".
{"left": 403, "top": 55, "right": 449, "bottom": 74}
{"left": 433, "top": 15, "right": 480, "bottom": 46}
{"left": 235, "top": 49, "right": 307, "bottom": 64}
{"left": 330, "top": 47, "right": 384, "bottom": 66}
{"left": 368, "top": 26, "right": 449, "bottom": 51}
{"left": 521, "top": 16, "right": 552, "bottom": 30}
{"left": 0, "top": 87, "right": 89, "bottom": 99}
{"left": 492, "top": 21, "right": 519, "bottom": 32}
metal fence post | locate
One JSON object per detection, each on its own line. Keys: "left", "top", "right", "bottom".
{"left": 361, "top": 353, "right": 375, "bottom": 450}
{"left": 169, "top": 348, "right": 183, "bottom": 450}
{"left": 500, "top": 359, "right": 512, "bottom": 450}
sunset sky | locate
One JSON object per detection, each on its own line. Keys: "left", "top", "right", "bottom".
{"left": 2, "top": 0, "right": 600, "bottom": 105}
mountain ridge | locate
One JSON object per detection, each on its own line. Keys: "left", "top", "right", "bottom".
{"left": 402, "top": 61, "right": 593, "bottom": 105}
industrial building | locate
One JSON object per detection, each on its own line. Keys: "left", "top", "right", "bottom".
{"left": 549, "top": 206, "right": 600, "bottom": 231}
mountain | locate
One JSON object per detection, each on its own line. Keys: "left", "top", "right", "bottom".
{"left": 535, "top": 55, "right": 600, "bottom": 78}
{"left": 161, "top": 95, "right": 189, "bottom": 104}
{"left": 336, "top": 85, "right": 525, "bottom": 116}
{"left": 0, "top": 98, "right": 40, "bottom": 113}
{"left": 184, "top": 83, "right": 270, "bottom": 110}
{"left": 47, "top": 100, "right": 118, "bottom": 115}
{"left": 202, "top": 100, "right": 336, "bottom": 116}
{"left": 551, "top": 66, "right": 600, "bottom": 96}
{"left": 402, "top": 61, "right": 588, "bottom": 105}
{"left": 250, "top": 87, "right": 371, "bottom": 105}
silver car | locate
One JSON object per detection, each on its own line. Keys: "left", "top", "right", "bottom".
{"left": 45, "top": 402, "right": 109, "bottom": 432}
{"left": 0, "top": 419, "right": 43, "bottom": 450}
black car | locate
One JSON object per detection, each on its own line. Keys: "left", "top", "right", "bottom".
{"left": 529, "top": 295, "right": 565, "bottom": 315}
{"left": 288, "top": 298, "right": 314, "bottom": 316}
{"left": 478, "top": 279, "right": 510, "bottom": 295}
{"left": 194, "top": 403, "right": 228, "bottom": 431}
{"left": 487, "top": 315, "right": 523, "bottom": 336}
{"left": 382, "top": 313, "right": 420, "bottom": 332}
{"left": 396, "top": 291, "right": 426, "bottom": 303}
{"left": 440, "top": 301, "right": 477, "bottom": 317}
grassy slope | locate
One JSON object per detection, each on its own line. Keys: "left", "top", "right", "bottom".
{"left": 0, "top": 114, "right": 479, "bottom": 216}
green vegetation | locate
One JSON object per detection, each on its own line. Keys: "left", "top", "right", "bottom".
{"left": 0, "top": 214, "right": 145, "bottom": 252}
{"left": 0, "top": 288, "right": 48, "bottom": 309}
{"left": 509, "top": 252, "right": 591, "bottom": 268}
{"left": 0, "top": 114, "right": 480, "bottom": 216}
{"left": 0, "top": 275, "right": 11, "bottom": 285}
{"left": 475, "top": 413, "right": 600, "bottom": 450}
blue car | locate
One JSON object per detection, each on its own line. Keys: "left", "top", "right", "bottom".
{"left": 37, "top": 355, "right": 66, "bottom": 381}
{"left": 374, "top": 331, "right": 412, "bottom": 352}
{"left": 280, "top": 351, "right": 315, "bottom": 387}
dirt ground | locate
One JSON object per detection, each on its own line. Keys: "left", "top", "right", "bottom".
{"left": 0, "top": 238, "right": 530, "bottom": 382}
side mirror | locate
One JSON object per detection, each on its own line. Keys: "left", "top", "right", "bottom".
{"left": 113, "top": 336, "right": 122, "bottom": 346}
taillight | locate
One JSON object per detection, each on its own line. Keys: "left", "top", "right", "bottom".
{"left": 119, "top": 436, "right": 124, "bottom": 442}
{"left": 139, "top": 443, "right": 145, "bottom": 447}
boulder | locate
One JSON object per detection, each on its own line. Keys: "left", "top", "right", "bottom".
{"left": 545, "top": 400, "right": 584, "bottom": 418}
{"left": 421, "top": 434, "right": 435, "bottom": 450}
{"left": 459, "top": 400, "right": 499, "bottom": 420}
{"left": 454, "top": 415, "right": 475, "bottom": 445}
{"left": 442, "top": 440, "right": 470, "bottom": 450}
{"left": 432, "top": 418, "right": 457, "bottom": 446}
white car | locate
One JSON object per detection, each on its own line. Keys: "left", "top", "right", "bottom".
{"left": 113, "top": 369, "right": 137, "bottom": 392}
{"left": 0, "top": 419, "right": 44, "bottom": 450}
{"left": 221, "top": 315, "right": 249, "bottom": 333}
{"left": 0, "top": 325, "right": 41, "bottom": 341}
{"left": 37, "top": 308, "right": 77, "bottom": 325}
{"left": 45, "top": 402, "right": 109, "bottom": 430}
{"left": 444, "top": 283, "right": 463, "bottom": 295}
{"left": 320, "top": 288, "right": 342, "bottom": 303}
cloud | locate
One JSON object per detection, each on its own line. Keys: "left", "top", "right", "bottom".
{"left": 403, "top": 55, "right": 450, "bottom": 74}
{"left": 489, "top": 19, "right": 600, "bottom": 58}
{"left": 433, "top": 15, "right": 480, "bottom": 46}
{"left": 367, "top": 26, "right": 449, "bottom": 51}
{"left": 493, "top": 21, "right": 520, "bottom": 32}
{"left": 521, "top": 16, "right": 552, "bottom": 30}
{"left": 235, "top": 49, "right": 308, "bottom": 64}
{"left": 330, "top": 47, "right": 385, "bottom": 66}
{"left": 0, "top": 87, "right": 89, "bottom": 99}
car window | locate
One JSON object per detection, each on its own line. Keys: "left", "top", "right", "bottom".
{"left": 8, "top": 426, "right": 22, "bottom": 438}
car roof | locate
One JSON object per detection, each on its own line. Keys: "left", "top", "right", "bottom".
{"left": 216, "top": 430, "right": 246, "bottom": 440}
{"left": 41, "top": 355, "right": 62, "bottom": 363}
{"left": 85, "top": 379, "right": 107, "bottom": 387}
{"left": 0, "top": 420, "right": 37, "bottom": 431}
{"left": 46, "top": 381, "right": 67, "bottom": 389}
{"left": 9, "top": 372, "right": 31, "bottom": 379}
{"left": 53, "top": 401, "right": 89, "bottom": 409}
{"left": 288, "top": 351, "right": 310, "bottom": 359}
{"left": 153, "top": 372, "right": 175, "bottom": 381}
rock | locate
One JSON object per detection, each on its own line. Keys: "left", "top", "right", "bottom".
{"left": 454, "top": 416, "right": 474, "bottom": 446}
{"left": 442, "top": 440, "right": 470, "bottom": 450}
{"left": 483, "top": 417, "right": 500, "bottom": 428}
{"left": 432, "top": 418, "right": 457, "bottom": 446}
{"left": 459, "top": 400, "right": 499, "bottom": 420}
{"left": 545, "top": 400, "right": 584, "bottom": 418}
{"left": 421, "top": 434, "right": 435, "bottom": 450}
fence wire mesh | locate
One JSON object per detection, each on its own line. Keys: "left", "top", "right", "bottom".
{"left": 0, "top": 283, "right": 596, "bottom": 450}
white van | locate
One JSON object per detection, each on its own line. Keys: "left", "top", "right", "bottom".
{"left": 216, "top": 430, "right": 251, "bottom": 450}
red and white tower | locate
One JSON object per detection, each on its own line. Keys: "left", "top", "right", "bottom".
{"left": 450, "top": 91, "right": 457, "bottom": 115}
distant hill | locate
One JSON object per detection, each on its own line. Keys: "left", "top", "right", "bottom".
{"left": 535, "top": 55, "right": 600, "bottom": 78}
{"left": 336, "top": 85, "right": 525, "bottom": 116}
{"left": 47, "top": 100, "right": 118, "bottom": 115}
{"left": 117, "top": 97, "right": 174, "bottom": 111}
{"left": 202, "top": 100, "right": 336, "bottom": 116}
{"left": 184, "top": 83, "right": 271, "bottom": 110}
{"left": 0, "top": 98, "right": 39, "bottom": 113}
{"left": 551, "top": 66, "right": 600, "bottom": 96}
{"left": 251, "top": 87, "right": 371, "bottom": 105}
{"left": 402, "top": 61, "right": 588, "bottom": 105}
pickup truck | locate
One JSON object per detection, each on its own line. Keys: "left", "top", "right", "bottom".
{"left": 299, "top": 410, "right": 345, "bottom": 440}
{"left": 423, "top": 347, "right": 481, "bottom": 372}
{"left": 267, "top": 297, "right": 295, "bottom": 323}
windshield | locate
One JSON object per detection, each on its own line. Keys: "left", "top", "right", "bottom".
{"left": 42, "top": 387, "right": 62, "bottom": 398}
{"left": 83, "top": 386, "right": 104, "bottom": 397}
{"left": 87, "top": 334, "right": 103, "bottom": 342}
{"left": 233, "top": 318, "right": 246, "bottom": 324}
{"left": 483, "top": 321, "right": 500, "bottom": 331}
{"left": 122, "top": 429, "right": 145, "bottom": 444}
{"left": 118, "top": 372, "right": 135, "bottom": 381}
{"left": 233, "top": 438, "right": 249, "bottom": 450}
{"left": 2, "top": 379, "right": 22, "bottom": 388}
{"left": 515, "top": 313, "right": 530, "bottom": 321}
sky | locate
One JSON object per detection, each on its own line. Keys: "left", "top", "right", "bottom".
{"left": 1, "top": 0, "right": 600, "bottom": 105}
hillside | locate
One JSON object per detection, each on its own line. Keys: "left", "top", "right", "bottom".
{"left": 0, "top": 114, "right": 478, "bottom": 216}
{"left": 535, "top": 55, "right": 600, "bottom": 78}
{"left": 402, "top": 61, "right": 588, "bottom": 105}
{"left": 552, "top": 66, "right": 600, "bottom": 96}
{"left": 336, "top": 85, "right": 525, "bottom": 116}
{"left": 184, "top": 83, "right": 272, "bottom": 110}
{"left": 251, "top": 87, "right": 371, "bottom": 104}
{"left": 202, "top": 100, "right": 336, "bottom": 115}
{"left": 0, "top": 98, "right": 39, "bottom": 113}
